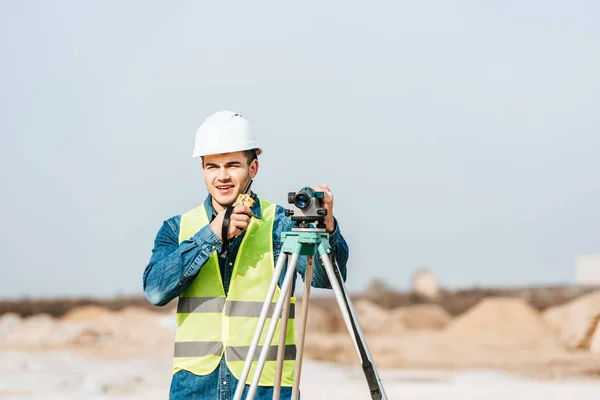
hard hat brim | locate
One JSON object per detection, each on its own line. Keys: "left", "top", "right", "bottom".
{"left": 192, "top": 146, "right": 263, "bottom": 158}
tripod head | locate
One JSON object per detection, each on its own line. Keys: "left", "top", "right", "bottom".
{"left": 284, "top": 187, "right": 327, "bottom": 229}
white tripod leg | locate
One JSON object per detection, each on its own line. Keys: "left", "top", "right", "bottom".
{"left": 318, "top": 252, "right": 388, "bottom": 400}
{"left": 246, "top": 253, "right": 299, "bottom": 400}
{"left": 291, "top": 255, "right": 314, "bottom": 400}
{"left": 233, "top": 252, "right": 289, "bottom": 400}
{"left": 273, "top": 272, "right": 293, "bottom": 398}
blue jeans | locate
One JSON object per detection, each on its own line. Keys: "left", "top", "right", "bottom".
{"left": 169, "top": 357, "right": 298, "bottom": 400}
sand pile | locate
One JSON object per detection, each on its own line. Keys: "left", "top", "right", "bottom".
{"left": 580, "top": 315, "right": 600, "bottom": 350}
{"left": 445, "top": 297, "right": 556, "bottom": 345}
{"left": 61, "top": 305, "right": 113, "bottom": 321}
{"left": 1, "top": 313, "right": 97, "bottom": 347}
{"left": 3, "top": 314, "right": 57, "bottom": 344}
{"left": 303, "top": 332, "right": 357, "bottom": 364}
{"left": 0, "top": 306, "right": 175, "bottom": 358}
{"left": 117, "top": 306, "right": 176, "bottom": 349}
{"left": 354, "top": 299, "right": 401, "bottom": 334}
{"left": 590, "top": 319, "right": 600, "bottom": 353}
{"left": 543, "top": 291, "right": 600, "bottom": 349}
{"left": 0, "top": 313, "right": 22, "bottom": 337}
{"left": 70, "top": 306, "right": 175, "bottom": 355}
{"left": 295, "top": 304, "right": 338, "bottom": 334}
{"left": 391, "top": 304, "right": 451, "bottom": 330}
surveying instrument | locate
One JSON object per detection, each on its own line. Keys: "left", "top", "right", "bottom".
{"left": 233, "top": 187, "right": 387, "bottom": 400}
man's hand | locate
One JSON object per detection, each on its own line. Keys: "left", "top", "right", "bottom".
{"left": 312, "top": 184, "right": 336, "bottom": 233}
{"left": 210, "top": 205, "right": 253, "bottom": 241}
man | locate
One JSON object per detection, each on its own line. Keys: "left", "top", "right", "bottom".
{"left": 143, "top": 111, "right": 349, "bottom": 399}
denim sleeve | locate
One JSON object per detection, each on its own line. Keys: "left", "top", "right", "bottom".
{"left": 142, "top": 215, "right": 223, "bottom": 306}
{"left": 306, "top": 219, "right": 349, "bottom": 289}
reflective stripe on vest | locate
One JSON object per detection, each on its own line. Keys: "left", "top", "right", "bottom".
{"left": 173, "top": 198, "right": 296, "bottom": 387}
{"left": 177, "top": 297, "right": 226, "bottom": 313}
{"left": 173, "top": 343, "right": 296, "bottom": 361}
{"left": 177, "top": 298, "right": 295, "bottom": 318}
{"left": 226, "top": 344, "right": 296, "bottom": 362}
{"left": 225, "top": 301, "right": 296, "bottom": 318}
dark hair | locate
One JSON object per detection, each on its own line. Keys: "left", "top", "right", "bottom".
{"left": 244, "top": 149, "right": 258, "bottom": 165}
{"left": 201, "top": 149, "right": 258, "bottom": 166}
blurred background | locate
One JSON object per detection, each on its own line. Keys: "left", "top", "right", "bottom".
{"left": 1, "top": 1, "right": 599, "bottom": 399}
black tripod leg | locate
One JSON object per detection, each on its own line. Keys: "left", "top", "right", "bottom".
{"left": 318, "top": 252, "right": 388, "bottom": 400}
{"left": 331, "top": 256, "right": 384, "bottom": 400}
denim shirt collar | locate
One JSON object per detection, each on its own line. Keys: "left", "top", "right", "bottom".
{"left": 203, "top": 191, "right": 263, "bottom": 221}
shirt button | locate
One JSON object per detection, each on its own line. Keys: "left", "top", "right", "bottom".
{"left": 212, "top": 245, "right": 216, "bottom": 249}
{"left": 223, "top": 381, "right": 227, "bottom": 385}
{"left": 229, "top": 262, "right": 233, "bottom": 266}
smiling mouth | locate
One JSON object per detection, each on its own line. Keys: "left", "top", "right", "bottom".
{"left": 216, "top": 185, "right": 234, "bottom": 191}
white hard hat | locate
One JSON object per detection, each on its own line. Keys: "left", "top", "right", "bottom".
{"left": 192, "top": 111, "right": 263, "bottom": 158}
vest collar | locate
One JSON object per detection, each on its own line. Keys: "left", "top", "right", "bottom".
{"left": 204, "top": 191, "right": 263, "bottom": 220}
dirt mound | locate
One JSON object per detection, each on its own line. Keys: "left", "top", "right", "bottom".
{"left": 354, "top": 299, "right": 394, "bottom": 334}
{"left": 391, "top": 304, "right": 451, "bottom": 330}
{"left": 590, "top": 319, "right": 600, "bottom": 353}
{"left": 543, "top": 291, "right": 600, "bottom": 349}
{"left": 3, "top": 314, "right": 64, "bottom": 345}
{"left": 295, "top": 304, "right": 339, "bottom": 334}
{"left": 303, "top": 332, "right": 357, "bottom": 364}
{"left": 298, "top": 300, "right": 403, "bottom": 335}
{"left": 445, "top": 297, "right": 555, "bottom": 345}
{"left": 1, "top": 307, "right": 175, "bottom": 358}
{"left": 115, "top": 305, "right": 163, "bottom": 319}
{"left": 61, "top": 305, "right": 112, "bottom": 321}
{"left": 0, "top": 313, "right": 22, "bottom": 338}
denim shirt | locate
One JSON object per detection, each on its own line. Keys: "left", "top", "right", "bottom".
{"left": 142, "top": 193, "right": 349, "bottom": 400}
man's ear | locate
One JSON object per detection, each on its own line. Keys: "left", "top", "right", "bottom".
{"left": 249, "top": 159, "right": 259, "bottom": 179}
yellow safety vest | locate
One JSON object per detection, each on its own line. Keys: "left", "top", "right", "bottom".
{"left": 173, "top": 198, "right": 296, "bottom": 387}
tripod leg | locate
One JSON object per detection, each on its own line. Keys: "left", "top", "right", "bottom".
{"left": 291, "top": 255, "right": 313, "bottom": 400}
{"left": 233, "top": 253, "right": 289, "bottom": 400}
{"left": 246, "top": 253, "right": 299, "bottom": 400}
{"left": 318, "top": 252, "right": 388, "bottom": 400}
{"left": 273, "top": 273, "right": 293, "bottom": 398}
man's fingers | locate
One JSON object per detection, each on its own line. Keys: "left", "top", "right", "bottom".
{"left": 233, "top": 205, "right": 253, "bottom": 216}
{"left": 232, "top": 213, "right": 250, "bottom": 224}
{"left": 230, "top": 217, "right": 249, "bottom": 231}
{"left": 224, "top": 207, "right": 253, "bottom": 240}
{"left": 231, "top": 217, "right": 249, "bottom": 229}
{"left": 234, "top": 220, "right": 249, "bottom": 230}
{"left": 229, "top": 221, "right": 248, "bottom": 239}
{"left": 229, "top": 227, "right": 242, "bottom": 240}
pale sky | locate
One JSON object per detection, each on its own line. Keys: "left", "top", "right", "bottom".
{"left": 1, "top": 1, "right": 599, "bottom": 299}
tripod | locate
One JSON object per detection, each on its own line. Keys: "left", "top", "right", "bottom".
{"left": 232, "top": 227, "right": 388, "bottom": 400}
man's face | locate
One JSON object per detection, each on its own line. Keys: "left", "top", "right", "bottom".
{"left": 202, "top": 151, "right": 258, "bottom": 211}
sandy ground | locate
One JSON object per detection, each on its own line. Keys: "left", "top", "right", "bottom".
{"left": 2, "top": 293, "right": 600, "bottom": 399}
{"left": 2, "top": 351, "right": 600, "bottom": 400}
